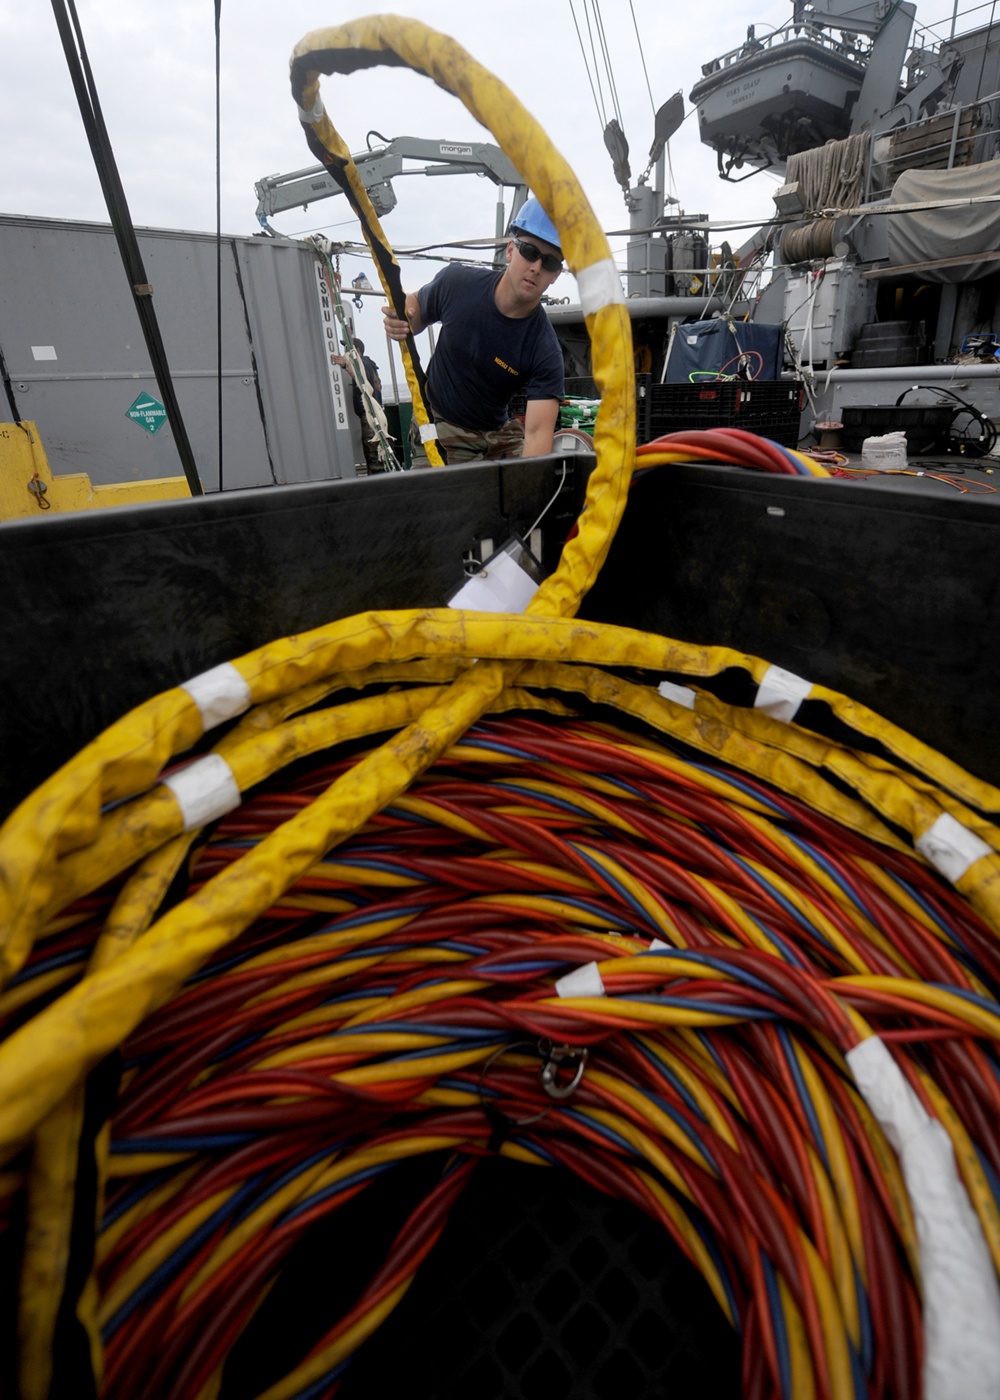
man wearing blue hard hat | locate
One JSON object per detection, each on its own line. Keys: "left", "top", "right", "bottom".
{"left": 382, "top": 195, "right": 565, "bottom": 463}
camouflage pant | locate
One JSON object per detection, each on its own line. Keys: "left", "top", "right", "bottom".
{"left": 360, "top": 416, "right": 389, "bottom": 470}
{"left": 409, "top": 412, "right": 525, "bottom": 464}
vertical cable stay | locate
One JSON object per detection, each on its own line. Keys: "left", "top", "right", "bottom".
{"left": 589, "top": 0, "right": 625, "bottom": 132}
{"left": 567, "top": 1, "right": 605, "bottom": 131}
{"left": 627, "top": 0, "right": 657, "bottom": 117}
{"left": 49, "top": 0, "right": 204, "bottom": 496}
{"left": 571, "top": 0, "right": 634, "bottom": 200}
{"left": 568, "top": 0, "right": 609, "bottom": 129}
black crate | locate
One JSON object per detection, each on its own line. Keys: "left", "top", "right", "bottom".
{"left": 840, "top": 403, "right": 954, "bottom": 454}
{"left": 224, "top": 1157, "right": 739, "bottom": 1400}
{"left": 646, "top": 380, "right": 804, "bottom": 446}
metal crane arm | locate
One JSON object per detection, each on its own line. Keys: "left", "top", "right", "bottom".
{"left": 255, "top": 136, "right": 527, "bottom": 228}
{"left": 792, "top": 0, "right": 910, "bottom": 38}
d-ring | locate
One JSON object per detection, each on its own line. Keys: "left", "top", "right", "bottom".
{"left": 540, "top": 1043, "right": 588, "bottom": 1100}
{"left": 477, "top": 1040, "right": 552, "bottom": 1133}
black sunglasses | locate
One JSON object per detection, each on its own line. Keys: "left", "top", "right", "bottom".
{"left": 512, "top": 237, "right": 563, "bottom": 274}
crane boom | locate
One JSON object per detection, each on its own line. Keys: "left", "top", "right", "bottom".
{"left": 255, "top": 137, "right": 528, "bottom": 234}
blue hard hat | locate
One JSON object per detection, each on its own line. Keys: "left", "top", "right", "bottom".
{"left": 509, "top": 197, "right": 562, "bottom": 253}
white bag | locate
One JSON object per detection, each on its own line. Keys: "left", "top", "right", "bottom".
{"left": 861, "top": 431, "right": 908, "bottom": 470}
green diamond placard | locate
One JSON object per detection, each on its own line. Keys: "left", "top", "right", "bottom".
{"left": 126, "top": 391, "right": 168, "bottom": 435}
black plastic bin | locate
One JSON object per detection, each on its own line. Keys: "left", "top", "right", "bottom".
{"left": 646, "top": 379, "right": 804, "bottom": 446}
{"left": 840, "top": 403, "right": 954, "bottom": 454}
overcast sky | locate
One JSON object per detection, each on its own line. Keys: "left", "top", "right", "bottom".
{"left": 3, "top": 2, "right": 802, "bottom": 263}
{"left": 3, "top": 0, "right": 949, "bottom": 321}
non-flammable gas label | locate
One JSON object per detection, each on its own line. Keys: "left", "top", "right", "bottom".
{"left": 126, "top": 391, "right": 168, "bottom": 435}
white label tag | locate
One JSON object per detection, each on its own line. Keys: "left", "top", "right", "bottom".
{"left": 755, "top": 664, "right": 812, "bottom": 723}
{"left": 181, "top": 663, "right": 252, "bottom": 731}
{"left": 448, "top": 549, "right": 539, "bottom": 614}
{"left": 555, "top": 962, "right": 606, "bottom": 998}
{"left": 577, "top": 258, "right": 624, "bottom": 316}
{"left": 657, "top": 680, "right": 696, "bottom": 709}
{"left": 162, "top": 754, "right": 241, "bottom": 831}
{"left": 915, "top": 813, "right": 992, "bottom": 884}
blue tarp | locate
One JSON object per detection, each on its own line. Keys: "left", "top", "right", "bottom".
{"left": 664, "top": 319, "right": 783, "bottom": 383}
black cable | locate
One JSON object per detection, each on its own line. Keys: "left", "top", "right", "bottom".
{"left": 0, "top": 340, "right": 18, "bottom": 421}
{"left": 215, "top": 0, "right": 224, "bottom": 492}
{"left": 50, "top": 0, "right": 204, "bottom": 496}
{"left": 894, "top": 383, "right": 998, "bottom": 458}
{"left": 288, "top": 48, "right": 445, "bottom": 464}
{"left": 948, "top": 407, "right": 998, "bottom": 458}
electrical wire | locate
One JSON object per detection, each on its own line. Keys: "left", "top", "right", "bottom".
{"left": 6, "top": 711, "right": 1000, "bottom": 1398}
{"left": 688, "top": 351, "right": 766, "bottom": 383}
{"left": 636, "top": 427, "right": 829, "bottom": 477}
{"left": 526, "top": 462, "right": 569, "bottom": 537}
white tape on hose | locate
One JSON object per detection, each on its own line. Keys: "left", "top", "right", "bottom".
{"left": 181, "top": 663, "right": 252, "bottom": 732}
{"left": 755, "top": 664, "right": 813, "bottom": 723}
{"left": 657, "top": 680, "right": 696, "bottom": 710}
{"left": 916, "top": 813, "right": 993, "bottom": 885}
{"left": 296, "top": 100, "right": 324, "bottom": 124}
{"left": 577, "top": 259, "right": 626, "bottom": 317}
{"left": 555, "top": 962, "right": 605, "bottom": 998}
{"left": 847, "top": 1036, "right": 1000, "bottom": 1399}
{"left": 419, "top": 422, "right": 439, "bottom": 443}
{"left": 162, "top": 754, "right": 241, "bottom": 832}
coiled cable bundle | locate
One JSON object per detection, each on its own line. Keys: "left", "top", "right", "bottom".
{"left": 92, "top": 712, "right": 998, "bottom": 1400}
{"left": 4, "top": 668, "right": 1000, "bottom": 1399}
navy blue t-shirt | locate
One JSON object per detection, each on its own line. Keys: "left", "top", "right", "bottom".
{"left": 418, "top": 265, "right": 564, "bottom": 430}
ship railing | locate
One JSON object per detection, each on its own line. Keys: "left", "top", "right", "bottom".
{"left": 865, "top": 87, "right": 1000, "bottom": 199}
{"left": 621, "top": 260, "right": 767, "bottom": 306}
{"left": 900, "top": 1, "right": 998, "bottom": 89}
{"left": 914, "top": 0, "right": 1000, "bottom": 49}
{"left": 697, "top": 20, "right": 868, "bottom": 80}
